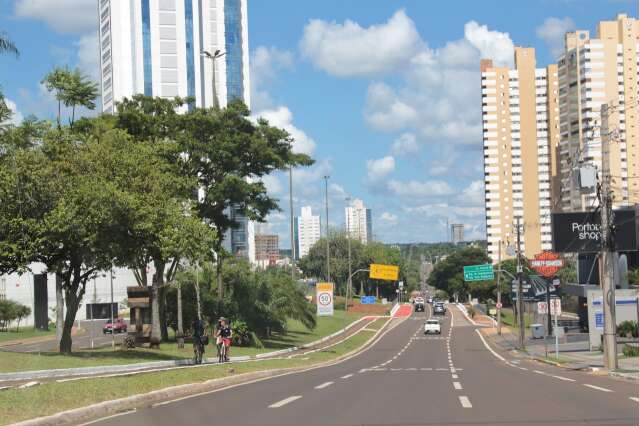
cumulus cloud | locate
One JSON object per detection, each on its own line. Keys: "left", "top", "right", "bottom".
{"left": 14, "top": 0, "right": 97, "bottom": 34}
{"left": 380, "top": 212, "right": 399, "bottom": 225}
{"left": 256, "top": 106, "right": 316, "bottom": 155}
{"left": 75, "top": 33, "right": 100, "bottom": 82}
{"left": 391, "top": 133, "right": 420, "bottom": 156}
{"left": 251, "top": 46, "right": 295, "bottom": 111}
{"left": 386, "top": 179, "right": 454, "bottom": 198}
{"left": 366, "top": 155, "right": 395, "bottom": 182}
{"left": 3, "top": 98, "right": 24, "bottom": 126}
{"left": 300, "top": 10, "right": 422, "bottom": 77}
{"left": 464, "top": 21, "right": 514, "bottom": 68}
{"left": 457, "top": 180, "right": 484, "bottom": 206}
{"left": 262, "top": 174, "right": 284, "bottom": 196}
{"left": 536, "top": 17, "right": 575, "bottom": 58}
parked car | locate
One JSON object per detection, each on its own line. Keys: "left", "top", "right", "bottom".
{"left": 424, "top": 319, "right": 441, "bottom": 334}
{"left": 103, "top": 318, "right": 127, "bottom": 334}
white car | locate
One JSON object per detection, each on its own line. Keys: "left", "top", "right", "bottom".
{"left": 424, "top": 319, "right": 441, "bottom": 334}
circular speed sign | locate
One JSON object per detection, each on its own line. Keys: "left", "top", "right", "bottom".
{"left": 318, "top": 292, "right": 332, "bottom": 306}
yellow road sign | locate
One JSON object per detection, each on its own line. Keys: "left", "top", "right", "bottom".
{"left": 316, "top": 282, "right": 333, "bottom": 292}
{"left": 369, "top": 264, "right": 399, "bottom": 281}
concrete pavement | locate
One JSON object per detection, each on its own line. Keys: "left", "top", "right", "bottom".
{"left": 91, "top": 303, "right": 639, "bottom": 426}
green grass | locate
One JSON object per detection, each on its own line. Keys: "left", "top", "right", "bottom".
{"left": 0, "top": 327, "right": 56, "bottom": 345}
{"left": 499, "top": 308, "right": 534, "bottom": 328}
{"left": 0, "top": 310, "right": 366, "bottom": 373}
{"left": 0, "top": 329, "right": 376, "bottom": 425}
{"left": 365, "top": 318, "right": 390, "bottom": 331}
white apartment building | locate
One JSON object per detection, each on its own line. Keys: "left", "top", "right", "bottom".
{"left": 481, "top": 47, "right": 560, "bottom": 261}
{"left": 345, "top": 199, "right": 373, "bottom": 244}
{"left": 99, "top": 0, "right": 254, "bottom": 263}
{"left": 558, "top": 14, "right": 639, "bottom": 210}
{"left": 295, "top": 206, "right": 321, "bottom": 259}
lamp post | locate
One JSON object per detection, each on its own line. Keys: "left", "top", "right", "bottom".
{"left": 345, "top": 197, "right": 352, "bottom": 311}
{"left": 289, "top": 165, "right": 296, "bottom": 281}
{"left": 323, "top": 176, "right": 331, "bottom": 282}
{"left": 201, "top": 50, "right": 226, "bottom": 108}
{"left": 110, "top": 267, "right": 115, "bottom": 350}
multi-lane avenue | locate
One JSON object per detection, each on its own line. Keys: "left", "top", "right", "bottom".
{"left": 94, "top": 304, "right": 639, "bottom": 426}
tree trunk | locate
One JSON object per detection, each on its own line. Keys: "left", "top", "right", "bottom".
{"left": 149, "top": 268, "right": 162, "bottom": 348}
{"left": 71, "top": 105, "right": 75, "bottom": 127}
{"left": 217, "top": 255, "right": 224, "bottom": 300}
{"left": 55, "top": 274, "right": 64, "bottom": 344}
{"left": 177, "top": 283, "right": 184, "bottom": 348}
{"left": 57, "top": 100, "right": 61, "bottom": 129}
{"left": 60, "top": 290, "right": 81, "bottom": 354}
{"left": 160, "top": 285, "right": 169, "bottom": 341}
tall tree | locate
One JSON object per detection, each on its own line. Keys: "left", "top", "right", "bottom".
{"left": 64, "top": 69, "right": 99, "bottom": 126}
{"left": 42, "top": 68, "right": 72, "bottom": 128}
{"left": 0, "top": 31, "right": 18, "bottom": 56}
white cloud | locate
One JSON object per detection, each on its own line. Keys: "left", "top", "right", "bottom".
{"left": 14, "top": 0, "right": 97, "bottom": 34}
{"left": 391, "top": 133, "right": 420, "bottom": 156}
{"left": 366, "top": 155, "right": 395, "bottom": 182}
{"left": 386, "top": 179, "right": 454, "bottom": 198}
{"left": 380, "top": 212, "right": 398, "bottom": 225}
{"left": 256, "top": 106, "right": 316, "bottom": 155}
{"left": 300, "top": 10, "right": 422, "bottom": 77}
{"left": 464, "top": 21, "right": 514, "bottom": 68}
{"left": 536, "top": 17, "right": 575, "bottom": 58}
{"left": 76, "top": 33, "right": 100, "bottom": 82}
{"left": 4, "top": 98, "right": 24, "bottom": 125}
{"left": 250, "top": 46, "right": 295, "bottom": 111}
{"left": 457, "top": 180, "right": 484, "bottom": 206}
{"left": 262, "top": 174, "right": 284, "bottom": 196}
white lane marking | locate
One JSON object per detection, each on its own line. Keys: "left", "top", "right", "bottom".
{"left": 269, "top": 395, "right": 302, "bottom": 408}
{"left": 533, "top": 370, "right": 547, "bottom": 375}
{"left": 341, "top": 374, "right": 354, "bottom": 379}
{"left": 314, "top": 381, "right": 334, "bottom": 389}
{"left": 583, "top": 384, "right": 613, "bottom": 393}
{"left": 474, "top": 329, "right": 506, "bottom": 361}
{"left": 452, "top": 374, "right": 459, "bottom": 379}
{"left": 79, "top": 410, "right": 137, "bottom": 425}
{"left": 630, "top": 397, "right": 639, "bottom": 403}
{"left": 458, "top": 396, "right": 472, "bottom": 408}
{"left": 453, "top": 381, "right": 463, "bottom": 390}
{"left": 518, "top": 367, "right": 528, "bottom": 371}
{"left": 551, "top": 375, "right": 576, "bottom": 382}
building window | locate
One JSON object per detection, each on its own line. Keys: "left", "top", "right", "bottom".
{"left": 184, "top": 0, "right": 195, "bottom": 109}
{"left": 224, "top": 0, "right": 245, "bottom": 102}
{"left": 142, "top": 0, "right": 152, "bottom": 96}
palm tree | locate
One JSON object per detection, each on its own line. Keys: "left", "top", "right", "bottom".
{"left": 0, "top": 31, "right": 18, "bottom": 57}
{"left": 42, "top": 67, "right": 71, "bottom": 128}
{"left": 64, "top": 69, "right": 99, "bottom": 126}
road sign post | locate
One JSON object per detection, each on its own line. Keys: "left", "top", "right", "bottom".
{"left": 316, "top": 282, "right": 334, "bottom": 316}
{"left": 463, "top": 264, "right": 494, "bottom": 281}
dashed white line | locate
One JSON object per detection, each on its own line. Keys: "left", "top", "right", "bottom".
{"left": 630, "top": 397, "right": 639, "bottom": 403}
{"left": 341, "top": 374, "right": 353, "bottom": 379}
{"left": 269, "top": 395, "right": 302, "bottom": 408}
{"left": 551, "top": 375, "right": 575, "bottom": 382}
{"left": 314, "top": 381, "right": 334, "bottom": 389}
{"left": 452, "top": 374, "right": 458, "bottom": 379}
{"left": 583, "top": 384, "right": 613, "bottom": 393}
{"left": 458, "top": 396, "right": 472, "bottom": 408}
{"left": 453, "top": 381, "right": 463, "bottom": 390}
{"left": 533, "top": 370, "right": 547, "bottom": 375}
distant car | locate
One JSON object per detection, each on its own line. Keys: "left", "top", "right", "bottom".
{"left": 103, "top": 318, "right": 127, "bottom": 334}
{"left": 434, "top": 304, "right": 445, "bottom": 315}
{"left": 424, "top": 319, "right": 441, "bottom": 334}
{"left": 415, "top": 301, "right": 425, "bottom": 312}
{"left": 428, "top": 297, "right": 433, "bottom": 304}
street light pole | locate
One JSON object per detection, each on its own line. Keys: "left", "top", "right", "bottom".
{"left": 289, "top": 166, "right": 296, "bottom": 281}
{"left": 323, "top": 176, "right": 331, "bottom": 282}
{"left": 345, "top": 196, "right": 352, "bottom": 311}
{"left": 110, "top": 267, "right": 115, "bottom": 350}
{"left": 516, "top": 217, "right": 525, "bottom": 350}
{"left": 201, "top": 50, "right": 226, "bottom": 108}
{"left": 497, "top": 241, "right": 502, "bottom": 336}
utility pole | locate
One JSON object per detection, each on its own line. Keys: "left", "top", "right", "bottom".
{"left": 600, "top": 102, "right": 618, "bottom": 370}
{"left": 497, "top": 240, "right": 502, "bottom": 336}
{"left": 323, "top": 176, "right": 331, "bottom": 282}
{"left": 516, "top": 217, "right": 525, "bottom": 349}
{"left": 110, "top": 267, "right": 115, "bottom": 350}
{"left": 345, "top": 196, "right": 352, "bottom": 311}
{"left": 289, "top": 166, "right": 296, "bottom": 281}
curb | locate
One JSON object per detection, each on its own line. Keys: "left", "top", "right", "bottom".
{"left": 1, "top": 316, "right": 380, "bottom": 383}
{"left": 12, "top": 316, "right": 404, "bottom": 426}
{"left": 609, "top": 371, "right": 639, "bottom": 382}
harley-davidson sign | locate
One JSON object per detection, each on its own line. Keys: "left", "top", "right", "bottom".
{"left": 551, "top": 209, "right": 638, "bottom": 253}
{"left": 530, "top": 252, "right": 564, "bottom": 277}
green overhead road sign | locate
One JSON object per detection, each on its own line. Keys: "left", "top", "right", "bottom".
{"left": 463, "top": 264, "right": 494, "bottom": 281}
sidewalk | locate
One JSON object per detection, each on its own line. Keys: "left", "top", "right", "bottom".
{"left": 482, "top": 323, "right": 639, "bottom": 381}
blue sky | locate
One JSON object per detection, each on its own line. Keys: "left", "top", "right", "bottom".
{"left": 1, "top": 0, "right": 637, "bottom": 247}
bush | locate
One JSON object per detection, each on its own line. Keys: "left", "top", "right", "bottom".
{"left": 0, "top": 299, "right": 30, "bottom": 332}
{"left": 617, "top": 321, "right": 639, "bottom": 338}
{"left": 623, "top": 344, "right": 639, "bottom": 357}
{"left": 231, "top": 319, "right": 263, "bottom": 348}
{"left": 467, "top": 306, "right": 476, "bottom": 319}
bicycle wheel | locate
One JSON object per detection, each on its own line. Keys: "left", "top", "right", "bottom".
{"left": 218, "top": 344, "right": 226, "bottom": 363}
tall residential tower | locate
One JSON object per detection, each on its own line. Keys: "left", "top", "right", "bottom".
{"left": 345, "top": 199, "right": 373, "bottom": 244}
{"left": 481, "top": 47, "right": 560, "bottom": 261}
{"left": 294, "top": 206, "right": 321, "bottom": 259}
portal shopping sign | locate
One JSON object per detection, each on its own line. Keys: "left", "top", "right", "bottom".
{"left": 463, "top": 264, "right": 494, "bottom": 281}
{"left": 316, "top": 282, "right": 334, "bottom": 316}
{"left": 551, "top": 209, "right": 638, "bottom": 253}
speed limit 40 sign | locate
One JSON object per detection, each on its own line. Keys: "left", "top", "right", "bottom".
{"left": 316, "top": 282, "right": 334, "bottom": 316}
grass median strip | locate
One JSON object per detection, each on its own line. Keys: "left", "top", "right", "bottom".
{"left": 1, "top": 328, "right": 376, "bottom": 425}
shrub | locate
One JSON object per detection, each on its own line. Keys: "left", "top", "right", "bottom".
{"left": 623, "top": 344, "right": 639, "bottom": 357}
{"left": 467, "top": 306, "right": 476, "bottom": 319}
{"left": 617, "top": 320, "right": 638, "bottom": 338}
{"left": 231, "top": 319, "right": 263, "bottom": 348}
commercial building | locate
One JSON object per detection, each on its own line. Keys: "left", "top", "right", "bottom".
{"left": 99, "top": 0, "right": 254, "bottom": 263}
{"left": 345, "top": 199, "right": 372, "bottom": 244}
{"left": 558, "top": 14, "right": 639, "bottom": 210}
{"left": 450, "top": 224, "right": 465, "bottom": 245}
{"left": 481, "top": 47, "right": 560, "bottom": 261}
{"left": 294, "top": 206, "right": 321, "bottom": 259}
{"left": 255, "top": 234, "right": 279, "bottom": 265}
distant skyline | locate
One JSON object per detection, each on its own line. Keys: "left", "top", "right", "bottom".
{"left": 1, "top": 1, "right": 634, "bottom": 248}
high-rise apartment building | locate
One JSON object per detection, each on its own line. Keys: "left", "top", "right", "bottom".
{"left": 294, "top": 206, "right": 321, "bottom": 259}
{"left": 254, "top": 234, "right": 279, "bottom": 260}
{"left": 481, "top": 47, "right": 560, "bottom": 261}
{"left": 558, "top": 14, "right": 639, "bottom": 210}
{"left": 99, "top": 0, "right": 254, "bottom": 263}
{"left": 451, "top": 224, "right": 465, "bottom": 245}
{"left": 98, "top": 0, "right": 250, "bottom": 113}
{"left": 345, "top": 199, "right": 373, "bottom": 244}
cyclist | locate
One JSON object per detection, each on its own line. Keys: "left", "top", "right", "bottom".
{"left": 217, "top": 317, "right": 232, "bottom": 362}
{"left": 192, "top": 318, "right": 206, "bottom": 364}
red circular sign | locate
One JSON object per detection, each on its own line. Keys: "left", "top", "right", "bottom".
{"left": 496, "top": 302, "right": 502, "bottom": 309}
{"left": 530, "top": 252, "right": 564, "bottom": 278}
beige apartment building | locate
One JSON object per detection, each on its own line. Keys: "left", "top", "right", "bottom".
{"left": 558, "top": 14, "right": 639, "bottom": 210}
{"left": 481, "top": 47, "right": 560, "bottom": 262}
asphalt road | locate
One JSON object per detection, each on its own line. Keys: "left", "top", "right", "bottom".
{"left": 95, "top": 305, "right": 639, "bottom": 426}
{"left": 2, "top": 320, "right": 125, "bottom": 353}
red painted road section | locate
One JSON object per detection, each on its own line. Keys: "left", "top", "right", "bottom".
{"left": 392, "top": 304, "right": 413, "bottom": 318}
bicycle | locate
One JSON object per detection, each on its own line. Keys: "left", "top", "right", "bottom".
{"left": 218, "top": 338, "right": 230, "bottom": 363}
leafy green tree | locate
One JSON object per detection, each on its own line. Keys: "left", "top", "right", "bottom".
{"left": 427, "top": 247, "right": 492, "bottom": 301}
{"left": 0, "top": 31, "right": 18, "bottom": 56}
{"left": 42, "top": 68, "right": 72, "bottom": 128}
{"left": 42, "top": 68, "right": 98, "bottom": 128}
